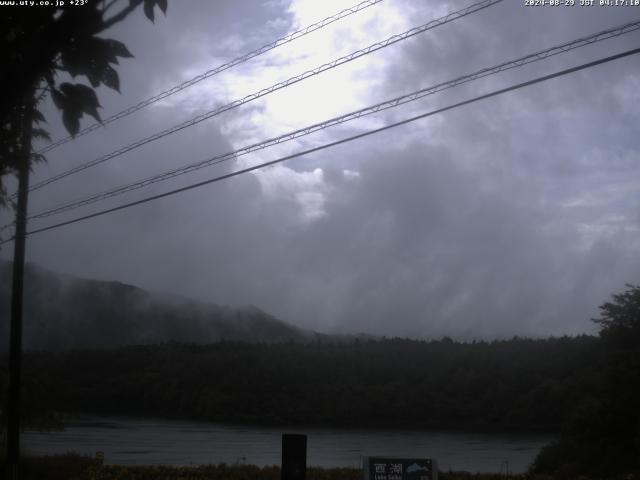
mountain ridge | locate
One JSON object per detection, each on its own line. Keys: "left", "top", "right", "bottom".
{"left": 0, "top": 260, "right": 316, "bottom": 351}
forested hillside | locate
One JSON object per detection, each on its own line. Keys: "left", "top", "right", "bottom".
{"left": 5, "top": 336, "right": 601, "bottom": 432}
{"left": 0, "top": 261, "right": 311, "bottom": 350}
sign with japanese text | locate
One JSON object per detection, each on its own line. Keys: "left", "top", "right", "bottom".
{"left": 365, "top": 457, "right": 437, "bottom": 480}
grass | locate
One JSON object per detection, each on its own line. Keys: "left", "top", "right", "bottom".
{"left": 1, "top": 454, "right": 639, "bottom": 480}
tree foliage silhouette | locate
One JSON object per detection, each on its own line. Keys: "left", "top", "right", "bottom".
{"left": 0, "top": 3, "right": 168, "bottom": 476}
{"left": 0, "top": 0, "right": 168, "bottom": 208}
{"left": 593, "top": 284, "right": 640, "bottom": 472}
{"left": 533, "top": 284, "right": 640, "bottom": 477}
{"left": 3, "top": 336, "right": 601, "bottom": 431}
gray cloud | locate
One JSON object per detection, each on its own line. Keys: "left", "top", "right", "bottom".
{"left": 2, "top": 0, "right": 639, "bottom": 340}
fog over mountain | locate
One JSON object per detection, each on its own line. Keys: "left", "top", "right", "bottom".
{"left": 0, "top": 261, "right": 313, "bottom": 351}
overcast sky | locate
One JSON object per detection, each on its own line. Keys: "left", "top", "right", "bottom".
{"left": 2, "top": 0, "right": 639, "bottom": 339}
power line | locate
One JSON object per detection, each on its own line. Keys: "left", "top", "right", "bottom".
{"left": 36, "top": 0, "right": 385, "bottom": 155}
{"left": 25, "top": 0, "right": 504, "bottom": 195}
{"left": 1, "top": 46, "right": 635, "bottom": 246}
{"left": 26, "top": 18, "right": 640, "bottom": 221}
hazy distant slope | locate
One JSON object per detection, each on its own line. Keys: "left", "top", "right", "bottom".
{"left": 0, "top": 261, "right": 312, "bottom": 350}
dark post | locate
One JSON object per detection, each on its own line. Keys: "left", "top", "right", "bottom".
{"left": 281, "top": 434, "right": 307, "bottom": 480}
{"left": 6, "top": 104, "right": 32, "bottom": 480}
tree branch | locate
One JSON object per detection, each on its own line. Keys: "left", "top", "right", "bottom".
{"left": 102, "top": 0, "right": 121, "bottom": 14}
{"left": 100, "top": 2, "right": 139, "bottom": 31}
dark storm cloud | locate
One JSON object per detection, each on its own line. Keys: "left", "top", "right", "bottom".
{"left": 298, "top": 0, "right": 640, "bottom": 337}
{"left": 223, "top": 135, "right": 639, "bottom": 338}
{"left": 3, "top": 0, "right": 639, "bottom": 339}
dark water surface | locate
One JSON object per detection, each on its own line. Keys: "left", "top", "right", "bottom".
{"left": 24, "top": 416, "right": 553, "bottom": 473}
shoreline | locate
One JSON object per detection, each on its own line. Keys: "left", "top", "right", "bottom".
{"left": 20, "top": 415, "right": 550, "bottom": 472}
{"left": 3, "top": 455, "right": 534, "bottom": 480}
{"left": 30, "top": 411, "right": 561, "bottom": 436}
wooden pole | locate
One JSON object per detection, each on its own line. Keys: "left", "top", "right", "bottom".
{"left": 282, "top": 434, "right": 307, "bottom": 480}
{"left": 6, "top": 104, "right": 32, "bottom": 480}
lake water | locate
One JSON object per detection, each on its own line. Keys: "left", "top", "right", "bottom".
{"left": 23, "top": 416, "right": 553, "bottom": 473}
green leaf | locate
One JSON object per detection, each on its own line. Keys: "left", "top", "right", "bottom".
{"left": 86, "top": 69, "right": 101, "bottom": 88}
{"left": 51, "top": 85, "right": 86, "bottom": 135}
{"left": 32, "top": 128, "right": 51, "bottom": 141}
{"left": 143, "top": 0, "right": 155, "bottom": 22}
{"left": 141, "top": 0, "right": 167, "bottom": 21}
{"left": 75, "top": 85, "right": 102, "bottom": 121}
{"left": 33, "top": 109, "right": 46, "bottom": 124}
{"left": 60, "top": 36, "right": 129, "bottom": 88}
{"left": 101, "top": 65, "right": 120, "bottom": 93}
{"left": 60, "top": 41, "right": 94, "bottom": 79}
{"left": 59, "top": 83, "right": 99, "bottom": 107}
{"left": 50, "top": 88, "right": 65, "bottom": 109}
{"left": 106, "top": 39, "right": 134, "bottom": 59}
{"left": 97, "top": 39, "right": 120, "bottom": 65}
{"left": 58, "top": 83, "right": 103, "bottom": 123}
{"left": 84, "top": 104, "right": 102, "bottom": 123}
{"left": 62, "top": 109, "right": 80, "bottom": 137}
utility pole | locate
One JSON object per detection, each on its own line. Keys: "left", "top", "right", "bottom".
{"left": 6, "top": 102, "right": 32, "bottom": 480}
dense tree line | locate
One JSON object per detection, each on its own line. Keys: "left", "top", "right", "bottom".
{"left": 1, "top": 335, "right": 600, "bottom": 432}
{"left": 532, "top": 285, "right": 640, "bottom": 477}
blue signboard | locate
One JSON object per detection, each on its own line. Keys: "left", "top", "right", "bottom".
{"left": 365, "top": 457, "right": 437, "bottom": 480}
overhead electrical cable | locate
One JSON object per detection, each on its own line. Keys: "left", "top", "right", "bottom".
{"left": 0, "top": 46, "right": 635, "bottom": 246}
{"left": 36, "top": 0, "right": 385, "bottom": 155}
{"left": 25, "top": 0, "right": 504, "bottom": 195}
{"left": 25, "top": 18, "right": 640, "bottom": 221}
